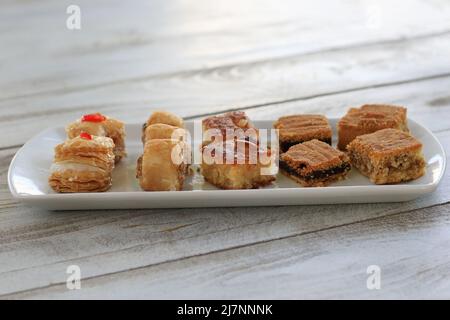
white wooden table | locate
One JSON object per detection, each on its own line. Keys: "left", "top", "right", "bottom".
{"left": 1, "top": 0, "right": 449, "bottom": 299}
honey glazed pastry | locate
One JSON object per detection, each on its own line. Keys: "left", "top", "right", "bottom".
{"left": 66, "top": 113, "right": 126, "bottom": 163}
{"left": 142, "top": 111, "right": 184, "bottom": 143}
{"left": 201, "top": 139, "right": 276, "bottom": 189}
{"left": 136, "top": 139, "right": 188, "bottom": 191}
{"left": 273, "top": 114, "right": 332, "bottom": 152}
{"left": 142, "top": 123, "right": 187, "bottom": 144}
{"left": 279, "top": 139, "right": 351, "bottom": 187}
{"left": 346, "top": 128, "right": 426, "bottom": 184}
{"left": 202, "top": 111, "right": 257, "bottom": 145}
{"left": 337, "top": 104, "right": 408, "bottom": 151}
{"left": 49, "top": 133, "right": 115, "bottom": 193}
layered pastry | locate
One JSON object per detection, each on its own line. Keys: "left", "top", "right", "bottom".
{"left": 66, "top": 113, "right": 126, "bottom": 163}
{"left": 273, "top": 115, "right": 332, "bottom": 152}
{"left": 49, "top": 133, "right": 115, "bottom": 193}
{"left": 145, "top": 110, "right": 184, "bottom": 128}
{"left": 202, "top": 111, "right": 257, "bottom": 144}
{"left": 337, "top": 104, "right": 408, "bottom": 150}
{"left": 136, "top": 139, "right": 187, "bottom": 191}
{"left": 279, "top": 139, "right": 351, "bottom": 187}
{"left": 201, "top": 139, "right": 276, "bottom": 189}
{"left": 347, "top": 128, "right": 426, "bottom": 184}
{"left": 142, "top": 123, "right": 187, "bottom": 144}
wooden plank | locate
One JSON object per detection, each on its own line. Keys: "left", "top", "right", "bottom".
{"left": 0, "top": 128, "right": 449, "bottom": 296}
{"left": 4, "top": 202, "right": 450, "bottom": 299}
{"left": 242, "top": 75, "right": 450, "bottom": 133}
{"left": 2, "top": 0, "right": 450, "bottom": 101}
{"left": 2, "top": 32, "right": 450, "bottom": 148}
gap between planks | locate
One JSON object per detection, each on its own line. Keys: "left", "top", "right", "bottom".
{"left": 1, "top": 28, "right": 450, "bottom": 104}
{"left": 1, "top": 72, "right": 450, "bottom": 151}
{"left": 185, "top": 72, "right": 450, "bottom": 120}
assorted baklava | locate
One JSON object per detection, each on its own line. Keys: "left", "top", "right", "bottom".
{"left": 137, "top": 111, "right": 190, "bottom": 191}
{"left": 201, "top": 111, "right": 276, "bottom": 189}
{"left": 202, "top": 111, "right": 257, "bottom": 145}
{"left": 347, "top": 128, "right": 426, "bottom": 184}
{"left": 279, "top": 139, "right": 351, "bottom": 187}
{"left": 337, "top": 104, "right": 408, "bottom": 151}
{"left": 49, "top": 133, "right": 115, "bottom": 193}
{"left": 137, "top": 139, "right": 187, "bottom": 191}
{"left": 201, "top": 139, "right": 276, "bottom": 189}
{"left": 274, "top": 114, "right": 332, "bottom": 152}
{"left": 49, "top": 104, "right": 427, "bottom": 194}
{"left": 66, "top": 113, "right": 126, "bottom": 163}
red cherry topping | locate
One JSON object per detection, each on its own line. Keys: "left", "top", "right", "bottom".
{"left": 81, "top": 113, "right": 106, "bottom": 122}
{"left": 80, "top": 132, "right": 93, "bottom": 140}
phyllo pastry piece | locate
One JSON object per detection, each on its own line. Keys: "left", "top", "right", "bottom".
{"left": 145, "top": 110, "right": 184, "bottom": 128}
{"left": 66, "top": 113, "right": 126, "bottom": 163}
{"left": 279, "top": 139, "right": 351, "bottom": 187}
{"left": 273, "top": 114, "right": 332, "bottom": 152}
{"left": 49, "top": 133, "right": 115, "bottom": 193}
{"left": 136, "top": 139, "right": 188, "bottom": 191}
{"left": 143, "top": 110, "right": 184, "bottom": 137}
{"left": 347, "top": 128, "right": 426, "bottom": 184}
{"left": 201, "top": 139, "right": 276, "bottom": 189}
{"left": 202, "top": 111, "right": 257, "bottom": 144}
{"left": 337, "top": 104, "right": 408, "bottom": 150}
{"left": 142, "top": 123, "right": 187, "bottom": 144}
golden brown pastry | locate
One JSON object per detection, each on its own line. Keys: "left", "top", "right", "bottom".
{"left": 201, "top": 139, "right": 276, "bottom": 189}
{"left": 142, "top": 123, "right": 187, "bottom": 144}
{"left": 202, "top": 111, "right": 257, "bottom": 145}
{"left": 145, "top": 111, "right": 184, "bottom": 128}
{"left": 136, "top": 139, "right": 187, "bottom": 191}
{"left": 66, "top": 113, "right": 126, "bottom": 163}
{"left": 142, "top": 111, "right": 185, "bottom": 146}
{"left": 49, "top": 133, "right": 115, "bottom": 193}
{"left": 337, "top": 104, "right": 408, "bottom": 151}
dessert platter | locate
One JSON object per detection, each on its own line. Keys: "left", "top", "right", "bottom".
{"left": 8, "top": 105, "right": 446, "bottom": 210}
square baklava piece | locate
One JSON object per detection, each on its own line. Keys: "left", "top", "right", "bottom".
{"left": 279, "top": 139, "right": 351, "bottom": 187}
{"left": 347, "top": 128, "right": 426, "bottom": 184}
{"left": 337, "top": 104, "right": 408, "bottom": 150}
{"left": 201, "top": 139, "right": 276, "bottom": 189}
{"left": 202, "top": 111, "right": 257, "bottom": 144}
{"left": 273, "top": 115, "right": 332, "bottom": 152}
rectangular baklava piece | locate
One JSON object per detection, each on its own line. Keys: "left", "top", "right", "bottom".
{"left": 347, "top": 128, "right": 426, "bottom": 184}
{"left": 66, "top": 113, "right": 126, "bottom": 163}
{"left": 337, "top": 104, "right": 408, "bottom": 150}
{"left": 202, "top": 111, "right": 257, "bottom": 144}
{"left": 49, "top": 133, "right": 115, "bottom": 193}
{"left": 279, "top": 139, "right": 351, "bottom": 187}
{"left": 136, "top": 139, "right": 188, "bottom": 191}
{"left": 273, "top": 115, "right": 332, "bottom": 152}
{"left": 201, "top": 139, "right": 276, "bottom": 189}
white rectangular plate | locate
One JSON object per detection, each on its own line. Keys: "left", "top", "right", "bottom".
{"left": 8, "top": 119, "right": 446, "bottom": 210}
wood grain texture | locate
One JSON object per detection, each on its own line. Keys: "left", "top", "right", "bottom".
{"left": 2, "top": 0, "right": 450, "bottom": 99}
{"left": 2, "top": 1, "right": 450, "bottom": 147}
{"left": 4, "top": 203, "right": 450, "bottom": 299}
{"left": 1, "top": 0, "right": 449, "bottom": 299}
